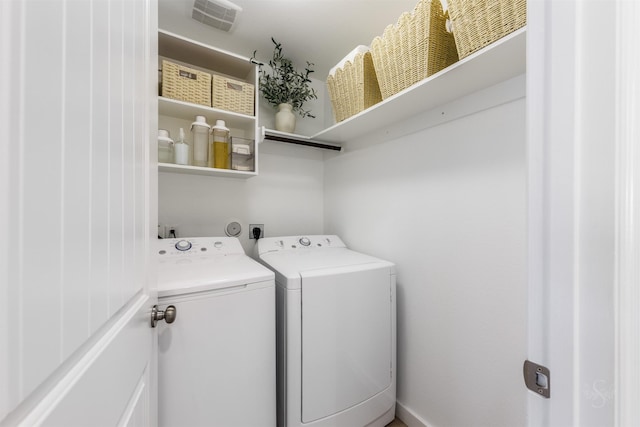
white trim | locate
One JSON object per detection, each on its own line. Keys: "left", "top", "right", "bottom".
{"left": 0, "top": 0, "right": 14, "bottom": 419}
{"left": 527, "top": 0, "right": 581, "bottom": 425}
{"left": 615, "top": 1, "right": 640, "bottom": 425}
{"left": 395, "top": 401, "right": 429, "bottom": 427}
{"left": 525, "top": 0, "right": 549, "bottom": 424}
{"left": 116, "top": 370, "right": 147, "bottom": 427}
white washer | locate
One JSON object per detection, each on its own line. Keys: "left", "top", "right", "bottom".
{"left": 157, "top": 237, "right": 276, "bottom": 427}
{"left": 255, "top": 235, "right": 396, "bottom": 427}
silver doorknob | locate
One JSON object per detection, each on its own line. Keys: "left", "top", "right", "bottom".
{"left": 151, "top": 305, "right": 177, "bottom": 328}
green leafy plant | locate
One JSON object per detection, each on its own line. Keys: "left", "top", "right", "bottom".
{"left": 252, "top": 38, "right": 318, "bottom": 118}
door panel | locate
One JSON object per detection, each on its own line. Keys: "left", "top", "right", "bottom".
{"left": 0, "top": 0, "right": 157, "bottom": 424}
{"left": 301, "top": 265, "right": 392, "bottom": 423}
{"left": 34, "top": 295, "right": 152, "bottom": 426}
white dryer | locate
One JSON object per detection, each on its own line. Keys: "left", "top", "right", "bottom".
{"left": 157, "top": 237, "right": 276, "bottom": 427}
{"left": 255, "top": 235, "right": 396, "bottom": 427}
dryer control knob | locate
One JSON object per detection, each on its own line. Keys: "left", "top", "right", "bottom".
{"left": 299, "top": 237, "right": 311, "bottom": 246}
{"left": 175, "top": 240, "right": 192, "bottom": 251}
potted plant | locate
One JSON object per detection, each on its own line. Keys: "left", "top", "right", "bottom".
{"left": 252, "top": 38, "right": 318, "bottom": 133}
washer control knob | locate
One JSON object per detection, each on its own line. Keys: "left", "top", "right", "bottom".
{"left": 175, "top": 240, "right": 192, "bottom": 251}
{"left": 299, "top": 237, "right": 311, "bottom": 246}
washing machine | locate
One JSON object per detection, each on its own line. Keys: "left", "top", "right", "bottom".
{"left": 255, "top": 235, "right": 396, "bottom": 427}
{"left": 157, "top": 237, "right": 276, "bottom": 427}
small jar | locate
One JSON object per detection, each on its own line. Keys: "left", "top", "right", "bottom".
{"left": 158, "top": 129, "right": 174, "bottom": 163}
{"left": 209, "top": 120, "right": 230, "bottom": 169}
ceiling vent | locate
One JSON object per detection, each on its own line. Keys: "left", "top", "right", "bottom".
{"left": 192, "top": 0, "right": 242, "bottom": 32}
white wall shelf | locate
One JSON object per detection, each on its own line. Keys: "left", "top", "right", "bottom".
{"left": 159, "top": 97, "right": 255, "bottom": 131}
{"left": 159, "top": 163, "right": 257, "bottom": 178}
{"left": 311, "top": 28, "right": 526, "bottom": 144}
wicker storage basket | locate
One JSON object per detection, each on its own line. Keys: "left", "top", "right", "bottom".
{"left": 212, "top": 75, "right": 255, "bottom": 116}
{"left": 327, "top": 49, "right": 382, "bottom": 123}
{"left": 447, "top": 0, "right": 526, "bottom": 59}
{"left": 161, "top": 60, "right": 211, "bottom": 107}
{"left": 370, "top": 0, "right": 458, "bottom": 100}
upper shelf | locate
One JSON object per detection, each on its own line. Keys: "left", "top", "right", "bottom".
{"left": 158, "top": 29, "right": 255, "bottom": 80}
{"left": 158, "top": 96, "right": 255, "bottom": 130}
{"left": 312, "top": 28, "right": 526, "bottom": 144}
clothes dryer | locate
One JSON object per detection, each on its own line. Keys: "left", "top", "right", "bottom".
{"left": 255, "top": 235, "right": 396, "bottom": 427}
{"left": 157, "top": 237, "right": 275, "bottom": 427}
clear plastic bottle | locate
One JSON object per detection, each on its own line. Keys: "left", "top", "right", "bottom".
{"left": 191, "top": 115, "right": 210, "bottom": 167}
{"left": 209, "top": 120, "right": 230, "bottom": 169}
{"left": 158, "top": 129, "right": 174, "bottom": 163}
{"left": 174, "top": 128, "right": 189, "bottom": 165}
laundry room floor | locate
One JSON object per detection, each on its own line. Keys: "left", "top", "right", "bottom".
{"left": 386, "top": 418, "right": 407, "bottom": 427}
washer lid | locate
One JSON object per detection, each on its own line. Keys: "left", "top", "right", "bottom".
{"left": 158, "top": 254, "right": 273, "bottom": 297}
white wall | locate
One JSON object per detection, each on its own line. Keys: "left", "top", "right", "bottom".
{"left": 159, "top": 140, "right": 325, "bottom": 255}
{"left": 323, "top": 87, "right": 527, "bottom": 427}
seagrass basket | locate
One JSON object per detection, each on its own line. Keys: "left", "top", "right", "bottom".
{"left": 447, "top": 0, "right": 526, "bottom": 59}
{"left": 370, "top": 0, "right": 458, "bottom": 100}
{"left": 212, "top": 74, "right": 255, "bottom": 116}
{"left": 161, "top": 60, "right": 211, "bottom": 107}
{"left": 327, "top": 49, "right": 382, "bottom": 123}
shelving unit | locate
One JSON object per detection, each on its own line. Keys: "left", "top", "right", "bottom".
{"left": 158, "top": 29, "right": 259, "bottom": 178}
{"left": 311, "top": 27, "right": 526, "bottom": 144}
{"left": 157, "top": 27, "right": 526, "bottom": 171}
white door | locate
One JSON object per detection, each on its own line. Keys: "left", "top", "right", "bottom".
{"left": 0, "top": 0, "right": 159, "bottom": 425}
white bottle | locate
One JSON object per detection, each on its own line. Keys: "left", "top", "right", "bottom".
{"left": 174, "top": 128, "right": 189, "bottom": 165}
{"left": 191, "top": 115, "right": 210, "bottom": 167}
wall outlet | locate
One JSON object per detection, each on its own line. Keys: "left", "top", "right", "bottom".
{"left": 249, "top": 224, "right": 264, "bottom": 239}
{"left": 165, "top": 225, "right": 179, "bottom": 239}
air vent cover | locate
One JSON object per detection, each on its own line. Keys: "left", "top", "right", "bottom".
{"left": 192, "top": 0, "right": 242, "bottom": 32}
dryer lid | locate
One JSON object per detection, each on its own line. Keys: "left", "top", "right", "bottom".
{"left": 258, "top": 247, "right": 394, "bottom": 290}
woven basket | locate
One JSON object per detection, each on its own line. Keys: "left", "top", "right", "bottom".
{"left": 212, "top": 75, "right": 255, "bottom": 116}
{"left": 161, "top": 60, "right": 211, "bottom": 107}
{"left": 327, "top": 51, "right": 382, "bottom": 122}
{"left": 370, "top": 0, "right": 458, "bottom": 100}
{"left": 447, "top": 0, "right": 526, "bottom": 59}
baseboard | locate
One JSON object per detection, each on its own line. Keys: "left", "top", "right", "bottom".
{"left": 396, "top": 401, "right": 430, "bottom": 427}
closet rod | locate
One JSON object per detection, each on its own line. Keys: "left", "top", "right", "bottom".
{"left": 263, "top": 130, "right": 342, "bottom": 151}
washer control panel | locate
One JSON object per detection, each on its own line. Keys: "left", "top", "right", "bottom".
{"left": 157, "top": 237, "right": 244, "bottom": 257}
{"left": 256, "top": 235, "right": 346, "bottom": 255}
{"left": 298, "top": 237, "right": 311, "bottom": 246}
{"left": 174, "top": 240, "right": 192, "bottom": 251}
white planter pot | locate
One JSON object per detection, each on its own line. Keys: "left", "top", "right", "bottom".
{"left": 275, "top": 103, "right": 296, "bottom": 133}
